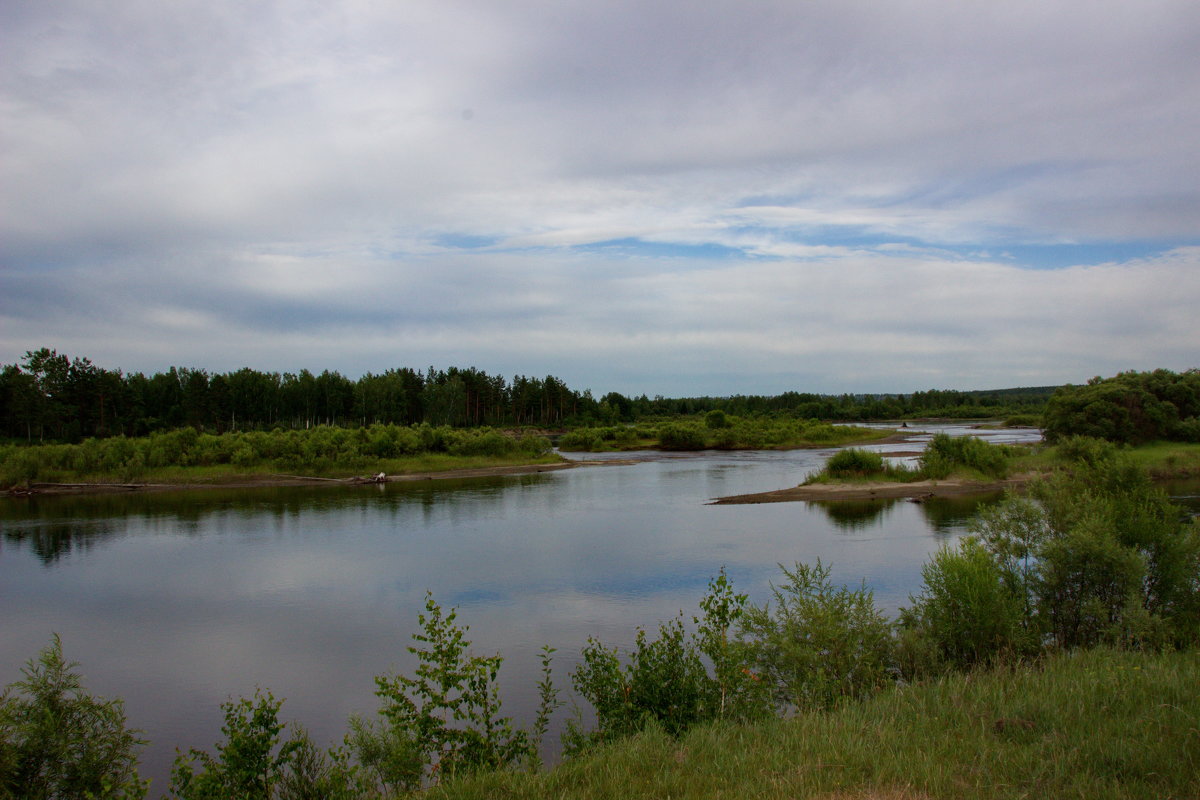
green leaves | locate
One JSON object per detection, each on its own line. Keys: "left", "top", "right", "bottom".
{"left": 567, "top": 569, "right": 771, "bottom": 754}
{"left": 738, "top": 562, "right": 893, "bottom": 710}
{"left": 0, "top": 635, "right": 148, "bottom": 800}
{"left": 362, "top": 592, "right": 555, "bottom": 788}
{"left": 169, "top": 689, "right": 297, "bottom": 800}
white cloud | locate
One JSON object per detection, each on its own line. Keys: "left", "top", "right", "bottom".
{"left": 1, "top": 1, "right": 1198, "bottom": 393}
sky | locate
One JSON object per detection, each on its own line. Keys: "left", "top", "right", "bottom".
{"left": 2, "top": 0, "right": 1198, "bottom": 397}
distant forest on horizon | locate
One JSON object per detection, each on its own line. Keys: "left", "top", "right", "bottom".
{"left": 1, "top": 347, "right": 1057, "bottom": 443}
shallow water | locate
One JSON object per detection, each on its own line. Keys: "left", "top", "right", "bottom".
{"left": 0, "top": 423, "right": 1047, "bottom": 787}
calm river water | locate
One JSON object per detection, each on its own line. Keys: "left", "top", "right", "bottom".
{"left": 1, "top": 424, "right": 1042, "bottom": 787}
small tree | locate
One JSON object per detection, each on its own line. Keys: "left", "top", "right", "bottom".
{"left": 0, "top": 635, "right": 147, "bottom": 800}
{"left": 168, "top": 690, "right": 298, "bottom": 800}
{"left": 360, "top": 593, "right": 557, "bottom": 788}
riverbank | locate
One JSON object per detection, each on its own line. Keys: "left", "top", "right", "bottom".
{"left": 0, "top": 457, "right": 594, "bottom": 498}
{"left": 711, "top": 473, "right": 1037, "bottom": 504}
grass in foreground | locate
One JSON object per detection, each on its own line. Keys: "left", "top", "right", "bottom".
{"left": 432, "top": 647, "right": 1199, "bottom": 800}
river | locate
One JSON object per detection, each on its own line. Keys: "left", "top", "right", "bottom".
{"left": 0, "top": 423, "right": 1044, "bottom": 788}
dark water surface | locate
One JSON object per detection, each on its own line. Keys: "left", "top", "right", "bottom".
{"left": 1, "top": 424, "right": 1048, "bottom": 788}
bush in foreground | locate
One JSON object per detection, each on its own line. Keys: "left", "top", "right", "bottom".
{"left": 0, "top": 636, "right": 148, "bottom": 799}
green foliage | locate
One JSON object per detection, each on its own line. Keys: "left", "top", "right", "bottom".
{"left": 822, "top": 447, "right": 886, "bottom": 477}
{"left": 1038, "top": 514, "right": 1147, "bottom": 649}
{"left": 1043, "top": 368, "right": 1200, "bottom": 444}
{"left": 656, "top": 423, "right": 708, "bottom": 450}
{"left": 693, "top": 570, "right": 771, "bottom": 722}
{"left": 274, "top": 728, "right": 366, "bottom": 800}
{"left": 919, "top": 432, "right": 1010, "bottom": 479}
{"left": 0, "top": 635, "right": 148, "bottom": 800}
{"left": 0, "top": 424, "right": 555, "bottom": 486}
{"left": 361, "top": 593, "right": 556, "bottom": 788}
{"left": 566, "top": 570, "right": 768, "bottom": 754}
{"left": 902, "top": 450, "right": 1200, "bottom": 665}
{"left": 704, "top": 410, "right": 730, "bottom": 429}
{"left": 900, "top": 538, "right": 1035, "bottom": 674}
{"left": 168, "top": 689, "right": 299, "bottom": 799}
{"left": 737, "top": 562, "right": 894, "bottom": 710}
{"left": 568, "top": 618, "right": 711, "bottom": 748}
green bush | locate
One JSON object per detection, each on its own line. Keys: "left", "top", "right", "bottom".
{"left": 657, "top": 423, "right": 707, "bottom": 450}
{"left": 737, "top": 562, "right": 894, "bottom": 710}
{"left": 900, "top": 538, "right": 1034, "bottom": 673}
{"left": 823, "top": 448, "right": 885, "bottom": 477}
{"left": 0, "top": 635, "right": 148, "bottom": 799}
{"left": 566, "top": 570, "right": 768, "bottom": 754}
{"left": 919, "top": 433, "right": 1009, "bottom": 479}
{"left": 1042, "top": 369, "right": 1200, "bottom": 444}
{"left": 168, "top": 690, "right": 298, "bottom": 800}
{"left": 1038, "top": 515, "right": 1146, "bottom": 649}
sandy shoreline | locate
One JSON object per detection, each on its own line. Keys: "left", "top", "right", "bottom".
{"left": 711, "top": 474, "right": 1034, "bottom": 504}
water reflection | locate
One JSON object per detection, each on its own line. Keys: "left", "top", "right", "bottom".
{"left": 812, "top": 498, "right": 902, "bottom": 530}
{"left": 1, "top": 425, "right": 1060, "bottom": 786}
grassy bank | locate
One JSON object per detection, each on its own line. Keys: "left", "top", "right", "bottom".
{"left": 432, "top": 646, "right": 1198, "bottom": 800}
{"left": 0, "top": 424, "right": 558, "bottom": 488}
{"left": 805, "top": 435, "right": 1200, "bottom": 489}
{"left": 804, "top": 432, "right": 1012, "bottom": 486}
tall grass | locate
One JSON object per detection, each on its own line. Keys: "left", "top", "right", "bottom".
{"left": 432, "top": 647, "right": 1200, "bottom": 800}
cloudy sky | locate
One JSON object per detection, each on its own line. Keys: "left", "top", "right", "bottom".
{"left": 2, "top": 0, "right": 1197, "bottom": 396}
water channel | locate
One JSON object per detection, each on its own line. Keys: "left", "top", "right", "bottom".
{"left": 0, "top": 423, "right": 1049, "bottom": 787}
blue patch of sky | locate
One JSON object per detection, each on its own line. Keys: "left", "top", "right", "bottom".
{"left": 722, "top": 221, "right": 1192, "bottom": 269}
{"left": 573, "top": 237, "right": 747, "bottom": 260}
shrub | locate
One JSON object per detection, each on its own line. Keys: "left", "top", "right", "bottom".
{"left": 657, "top": 423, "right": 707, "bottom": 450}
{"left": 704, "top": 410, "right": 730, "bottom": 429}
{"left": 168, "top": 690, "right": 297, "bottom": 800}
{"left": 566, "top": 570, "right": 768, "bottom": 754}
{"left": 0, "top": 635, "right": 148, "bottom": 799}
{"left": 919, "top": 433, "right": 1009, "bottom": 479}
{"left": 823, "top": 448, "right": 885, "bottom": 478}
{"left": 900, "top": 538, "right": 1034, "bottom": 673}
{"left": 737, "top": 562, "right": 894, "bottom": 710}
{"left": 1037, "top": 514, "right": 1147, "bottom": 649}
{"left": 569, "top": 618, "right": 711, "bottom": 748}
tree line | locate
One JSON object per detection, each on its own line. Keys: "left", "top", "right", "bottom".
{"left": 0, "top": 349, "right": 589, "bottom": 442}
{"left": 0, "top": 347, "right": 1059, "bottom": 444}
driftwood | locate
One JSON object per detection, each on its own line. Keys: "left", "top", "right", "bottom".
{"left": 271, "top": 474, "right": 351, "bottom": 483}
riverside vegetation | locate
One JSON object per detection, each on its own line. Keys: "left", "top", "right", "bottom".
{"left": 807, "top": 429, "right": 1200, "bottom": 488}
{"left": 557, "top": 410, "right": 889, "bottom": 452}
{"left": 3, "top": 441, "right": 1197, "bottom": 799}
{"left": 0, "top": 424, "right": 557, "bottom": 489}
{"left": 0, "top": 416, "right": 892, "bottom": 490}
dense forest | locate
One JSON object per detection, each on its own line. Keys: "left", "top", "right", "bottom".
{"left": 0, "top": 347, "right": 1056, "bottom": 443}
